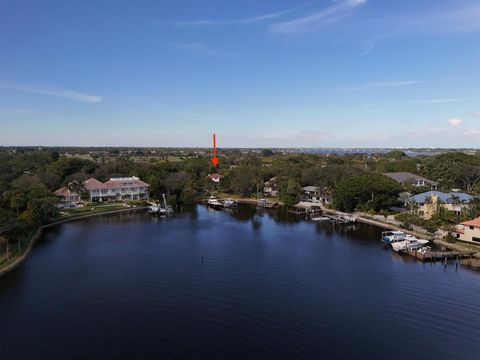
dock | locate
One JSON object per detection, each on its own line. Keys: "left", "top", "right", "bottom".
{"left": 407, "top": 249, "right": 476, "bottom": 262}
{"left": 288, "top": 207, "right": 322, "bottom": 215}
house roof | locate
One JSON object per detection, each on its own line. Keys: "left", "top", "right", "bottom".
{"left": 83, "top": 177, "right": 106, "bottom": 190}
{"left": 383, "top": 172, "right": 438, "bottom": 185}
{"left": 54, "top": 187, "right": 77, "bottom": 197}
{"left": 103, "top": 177, "right": 149, "bottom": 189}
{"left": 410, "top": 191, "right": 475, "bottom": 204}
{"left": 303, "top": 186, "right": 318, "bottom": 192}
{"left": 461, "top": 216, "right": 480, "bottom": 228}
{"left": 82, "top": 176, "right": 149, "bottom": 190}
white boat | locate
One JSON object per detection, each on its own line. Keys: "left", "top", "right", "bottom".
{"left": 391, "top": 236, "right": 429, "bottom": 252}
{"left": 148, "top": 203, "right": 160, "bottom": 214}
{"left": 405, "top": 239, "right": 429, "bottom": 251}
{"left": 207, "top": 195, "right": 223, "bottom": 209}
{"left": 342, "top": 215, "right": 356, "bottom": 223}
{"left": 223, "top": 198, "right": 237, "bottom": 208}
{"left": 382, "top": 231, "right": 406, "bottom": 244}
{"left": 312, "top": 216, "right": 330, "bottom": 221}
{"left": 417, "top": 246, "right": 431, "bottom": 255}
{"left": 257, "top": 198, "right": 268, "bottom": 208}
{"left": 391, "top": 240, "right": 408, "bottom": 252}
{"left": 148, "top": 194, "right": 173, "bottom": 215}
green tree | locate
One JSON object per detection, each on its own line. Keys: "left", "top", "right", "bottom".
{"left": 278, "top": 178, "right": 303, "bottom": 207}
{"left": 333, "top": 173, "right": 401, "bottom": 212}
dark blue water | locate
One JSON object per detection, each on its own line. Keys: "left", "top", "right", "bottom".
{"left": 1, "top": 205, "right": 479, "bottom": 359}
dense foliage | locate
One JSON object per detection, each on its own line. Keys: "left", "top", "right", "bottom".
{"left": 333, "top": 173, "right": 402, "bottom": 212}
{"left": 1, "top": 147, "right": 480, "bottom": 262}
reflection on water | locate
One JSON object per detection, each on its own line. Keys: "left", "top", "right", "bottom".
{"left": 0, "top": 204, "right": 479, "bottom": 360}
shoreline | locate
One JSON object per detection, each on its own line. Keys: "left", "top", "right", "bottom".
{"left": 0, "top": 206, "right": 148, "bottom": 277}
{"left": 321, "top": 208, "right": 480, "bottom": 262}
{"left": 2, "top": 202, "right": 480, "bottom": 277}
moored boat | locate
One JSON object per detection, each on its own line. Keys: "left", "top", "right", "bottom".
{"left": 207, "top": 195, "right": 223, "bottom": 209}
{"left": 391, "top": 236, "right": 429, "bottom": 252}
{"left": 381, "top": 231, "right": 406, "bottom": 244}
{"left": 223, "top": 198, "right": 237, "bottom": 208}
{"left": 405, "top": 239, "right": 429, "bottom": 251}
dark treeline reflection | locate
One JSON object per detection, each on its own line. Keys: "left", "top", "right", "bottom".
{"left": 1, "top": 204, "right": 480, "bottom": 360}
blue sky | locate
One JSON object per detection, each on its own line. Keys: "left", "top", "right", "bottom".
{"left": 0, "top": 0, "right": 479, "bottom": 147}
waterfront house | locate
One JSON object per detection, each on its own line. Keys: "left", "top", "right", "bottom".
{"left": 208, "top": 173, "right": 221, "bottom": 183}
{"left": 452, "top": 216, "right": 480, "bottom": 243}
{"left": 263, "top": 177, "right": 278, "bottom": 197}
{"left": 302, "top": 186, "right": 333, "bottom": 205}
{"left": 383, "top": 172, "right": 438, "bottom": 190}
{"left": 303, "top": 186, "right": 320, "bottom": 203}
{"left": 409, "top": 191, "right": 474, "bottom": 219}
{"left": 54, "top": 187, "right": 81, "bottom": 207}
{"left": 55, "top": 176, "right": 150, "bottom": 205}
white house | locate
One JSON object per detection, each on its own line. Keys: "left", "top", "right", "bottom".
{"left": 453, "top": 216, "right": 480, "bottom": 244}
{"left": 55, "top": 176, "right": 150, "bottom": 205}
{"left": 263, "top": 177, "right": 278, "bottom": 197}
{"left": 208, "top": 173, "right": 221, "bottom": 183}
{"left": 303, "top": 186, "right": 321, "bottom": 203}
{"left": 54, "top": 187, "right": 80, "bottom": 207}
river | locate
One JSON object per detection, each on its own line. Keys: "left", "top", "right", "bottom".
{"left": 1, "top": 205, "right": 479, "bottom": 359}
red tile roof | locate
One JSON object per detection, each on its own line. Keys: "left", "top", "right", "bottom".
{"left": 54, "top": 187, "right": 77, "bottom": 197}
{"left": 461, "top": 216, "right": 480, "bottom": 228}
{"left": 103, "top": 177, "right": 149, "bottom": 189}
{"left": 83, "top": 178, "right": 106, "bottom": 190}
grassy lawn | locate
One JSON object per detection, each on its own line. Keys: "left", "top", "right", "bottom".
{"left": 57, "top": 203, "right": 130, "bottom": 218}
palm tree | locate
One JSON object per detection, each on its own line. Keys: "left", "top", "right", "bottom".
{"left": 67, "top": 181, "right": 89, "bottom": 202}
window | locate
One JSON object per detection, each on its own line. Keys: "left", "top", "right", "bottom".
{"left": 472, "top": 237, "right": 480, "bottom": 243}
{"left": 470, "top": 226, "right": 474, "bottom": 230}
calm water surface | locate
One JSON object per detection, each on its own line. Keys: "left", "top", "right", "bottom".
{"left": 1, "top": 205, "right": 479, "bottom": 359}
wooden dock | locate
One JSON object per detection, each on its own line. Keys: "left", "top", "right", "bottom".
{"left": 322, "top": 214, "right": 356, "bottom": 225}
{"left": 288, "top": 207, "right": 322, "bottom": 215}
{"left": 407, "top": 249, "right": 476, "bottom": 262}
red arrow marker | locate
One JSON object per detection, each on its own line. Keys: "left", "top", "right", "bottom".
{"left": 211, "top": 133, "right": 219, "bottom": 167}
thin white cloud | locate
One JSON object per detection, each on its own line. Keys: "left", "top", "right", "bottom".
{"left": 339, "top": 80, "right": 426, "bottom": 92}
{"left": 448, "top": 118, "right": 464, "bottom": 127}
{"left": 160, "top": 3, "right": 312, "bottom": 27}
{"left": 471, "top": 112, "right": 480, "bottom": 117}
{"left": 409, "top": 1, "right": 480, "bottom": 34}
{"left": 0, "top": 82, "right": 102, "bottom": 103}
{"left": 464, "top": 128, "right": 480, "bottom": 136}
{"left": 270, "top": 0, "right": 367, "bottom": 34}
{"left": 360, "top": 2, "right": 480, "bottom": 54}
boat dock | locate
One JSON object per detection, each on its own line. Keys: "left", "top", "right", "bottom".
{"left": 288, "top": 207, "right": 322, "bottom": 215}
{"left": 324, "top": 214, "right": 356, "bottom": 225}
{"left": 407, "top": 249, "right": 477, "bottom": 262}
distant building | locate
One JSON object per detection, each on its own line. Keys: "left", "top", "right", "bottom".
{"left": 383, "top": 172, "right": 438, "bottom": 190}
{"left": 264, "top": 177, "right": 278, "bottom": 197}
{"left": 409, "top": 191, "right": 475, "bottom": 219}
{"left": 453, "top": 216, "right": 480, "bottom": 243}
{"left": 55, "top": 176, "right": 149, "bottom": 206}
{"left": 303, "top": 186, "right": 321, "bottom": 203}
{"left": 302, "top": 186, "right": 333, "bottom": 205}
{"left": 208, "top": 173, "right": 221, "bottom": 183}
{"left": 54, "top": 187, "right": 81, "bottom": 207}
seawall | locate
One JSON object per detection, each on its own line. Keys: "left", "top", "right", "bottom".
{"left": 0, "top": 206, "right": 148, "bottom": 277}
